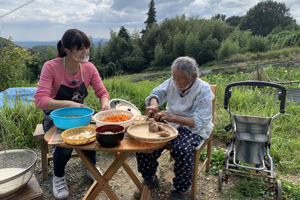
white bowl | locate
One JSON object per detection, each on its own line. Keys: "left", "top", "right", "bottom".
{"left": 93, "top": 110, "right": 136, "bottom": 128}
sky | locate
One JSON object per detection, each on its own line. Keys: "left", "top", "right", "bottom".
{"left": 0, "top": 0, "right": 299, "bottom": 42}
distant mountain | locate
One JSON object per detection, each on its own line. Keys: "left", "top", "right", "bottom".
{"left": 14, "top": 38, "right": 109, "bottom": 49}
{"left": 14, "top": 41, "right": 57, "bottom": 48}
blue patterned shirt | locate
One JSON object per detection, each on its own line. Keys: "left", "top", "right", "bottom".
{"left": 145, "top": 78, "right": 214, "bottom": 139}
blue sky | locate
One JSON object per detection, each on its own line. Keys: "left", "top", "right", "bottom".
{"left": 0, "top": 0, "right": 299, "bottom": 41}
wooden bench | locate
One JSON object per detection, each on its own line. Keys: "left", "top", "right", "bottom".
{"left": 11, "top": 175, "right": 44, "bottom": 200}
{"left": 33, "top": 124, "right": 78, "bottom": 181}
{"left": 33, "top": 124, "right": 51, "bottom": 181}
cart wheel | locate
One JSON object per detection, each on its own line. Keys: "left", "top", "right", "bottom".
{"left": 218, "top": 169, "right": 223, "bottom": 190}
{"left": 276, "top": 180, "right": 282, "bottom": 200}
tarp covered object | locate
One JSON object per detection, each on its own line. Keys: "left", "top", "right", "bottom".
{"left": 0, "top": 87, "right": 37, "bottom": 108}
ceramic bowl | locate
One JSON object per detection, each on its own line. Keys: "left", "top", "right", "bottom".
{"left": 95, "top": 124, "right": 125, "bottom": 147}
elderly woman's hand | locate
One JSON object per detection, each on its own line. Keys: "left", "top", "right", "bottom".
{"left": 146, "top": 105, "right": 159, "bottom": 117}
{"left": 154, "top": 111, "right": 173, "bottom": 122}
{"left": 146, "top": 97, "right": 159, "bottom": 117}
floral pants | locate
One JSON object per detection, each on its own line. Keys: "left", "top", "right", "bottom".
{"left": 136, "top": 127, "right": 203, "bottom": 193}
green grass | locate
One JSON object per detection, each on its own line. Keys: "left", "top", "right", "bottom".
{"left": 1, "top": 64, "right": 300, "bottom": 198}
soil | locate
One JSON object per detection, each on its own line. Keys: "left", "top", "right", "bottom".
{"left": 33, "top": 139, "right": 299, "bottom": 200}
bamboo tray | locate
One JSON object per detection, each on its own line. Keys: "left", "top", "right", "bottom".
{"left": 127, "top": 122, "right": 178, "bottom": 143}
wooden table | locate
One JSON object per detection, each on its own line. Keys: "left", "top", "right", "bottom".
{"left": 44, "top": 125, "right": 166, "bottom": 200}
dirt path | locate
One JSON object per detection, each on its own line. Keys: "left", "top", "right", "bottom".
{"left": 33, "top": 141, "right": 299, "bottom": 200}
{"left": 33, "top": 144, "right": 237, "bottom": 200}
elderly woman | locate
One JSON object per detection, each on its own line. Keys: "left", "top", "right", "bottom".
{"left": 134, "top": 56, "right": 214, "bottom": 200}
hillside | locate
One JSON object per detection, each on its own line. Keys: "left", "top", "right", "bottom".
{"left": 14, "top": 38, "right": 109, "bottom": 48}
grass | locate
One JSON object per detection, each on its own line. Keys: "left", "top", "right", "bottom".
{"left": 1, "top": 64, "right": 300, "bottom": 198}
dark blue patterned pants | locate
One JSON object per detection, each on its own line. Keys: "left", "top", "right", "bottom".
{"left": 136, "top": 127, "right": 203, "bottom": 193}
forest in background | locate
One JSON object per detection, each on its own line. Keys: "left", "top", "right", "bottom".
{"left": 1, "top": 0, "right": 300, "bottom": 90}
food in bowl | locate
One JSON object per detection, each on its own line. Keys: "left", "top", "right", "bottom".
{"left": 61, "top": 126, "right": 96, "bottom": 145}
{"left": 0, "top": 149, "right": 37, "bottom": 199}
{"left": 102, "top": 114, "right": 131, "bottom": 122}
{"left": 93, "top": 110, "right": 136, "bottom": 128}
{"left": 148, "top": 121, "right": 171, "bottom": 137}
{"left": 66, "top": 130, "right": 95, "bottom": 139}
{"left": 50, "top": 107, "right": 94, "bottom": 130}
{"left": 96, "top": 124, "right": 125, "bottom": 147}
{"left": 101, "top": 131, "right": 114, "bottom": 134}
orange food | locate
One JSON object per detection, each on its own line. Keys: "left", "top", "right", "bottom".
{"left": 102, "top": 114, "right": 131, "bottom": 123}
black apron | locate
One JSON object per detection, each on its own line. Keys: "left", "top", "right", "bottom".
{"left": 42, "top": 65, "right": 88, "bottom": 133}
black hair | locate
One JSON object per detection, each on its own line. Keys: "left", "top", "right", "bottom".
{"left": 56, "top": 29, "right": 91, "bottom": 57}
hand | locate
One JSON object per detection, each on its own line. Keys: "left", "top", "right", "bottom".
{"left": 100, "top": 104, "right": 110, "bottom": 111}
{"left": 67, "top": 101, "right": 87, "bottom": 107}
{"left": 146, "top": 105, "right": 159, "bottom": 117}
{"left": 153, "top": 110, "right": 172, "bottom": 122}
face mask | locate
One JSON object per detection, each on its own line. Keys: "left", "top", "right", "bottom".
{"left": 172, "top": 77, "right": 193, "bottom": 91}
{"left": 68, "top": 49, "right": 89, "bottom": 63}
{"left": 70, "top": 53, "right": 89, "bottom": 63}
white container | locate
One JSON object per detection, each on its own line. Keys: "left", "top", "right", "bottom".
{"left": 93, "top": 110, "right": 136, "bottom": 128}
{"left": 109, "top": 99, "right": 141, "bottom": 116}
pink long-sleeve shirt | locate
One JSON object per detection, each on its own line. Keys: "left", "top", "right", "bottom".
{"left": 34, "top": 58, "right": 109, "bottom": 110}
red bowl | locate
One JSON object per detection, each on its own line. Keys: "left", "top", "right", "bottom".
{"left": 95, "top": 124, "right": 125, "bottom": 147}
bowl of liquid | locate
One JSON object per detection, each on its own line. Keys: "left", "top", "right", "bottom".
{"left": 50, "top": 107, "right": 94, "bottom": 130}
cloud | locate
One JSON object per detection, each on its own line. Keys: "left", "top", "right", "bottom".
{"left": 0, "top": 0, "right": 299, "bottom": 41}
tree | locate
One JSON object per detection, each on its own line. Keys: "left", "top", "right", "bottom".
{"left": 88, "top": 36, "right": 96, "bottom": 62}
{"left": 25, "top": 56, "right": 41, "bottom": 82}
{"left": 141, "top": 0, "right": 157, "bottom": 34}
{"left": 93, "top": 40, "right": 103, "bottom": 67}
{"left": 45, "top": 45, "right": 56, "bottom": 61}
{"left": 185, "top": 32, "right": 199, "bottom": 59}
{"left": 173, "top": 32, "right": 186, "bottom": 58}
{"left": 118, "top": 26, "right": 130, "bottom": 41}
{"left": 212, "top": 14, "right": 226, "bottom": 21}
{"left": 198, "top": 34, "right": 219, "bottom": 65}
{"left": 247, "top": 36, "right": 267, "bottom": 53}
{"left": 151, "top": 43, "right": 167, "bottom": 69}
{"left": 226, "top": 15, "right": 242, "bottom": 27}
{"left": 218, "top": 38, "right": 239, "bottom": 61}
{"left": 140, "top": 24, "right": 161, "bottom": 65}
{"left": 240, "top": 0, "right": 294, "bottom": 36}
{"left": 0, "top": 38, "right": 35, "bottom": 89}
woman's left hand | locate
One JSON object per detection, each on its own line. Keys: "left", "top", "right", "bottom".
{"left": 100, "top": 104, "right": 110, "bottom": 111}
{"left": 154, "top": 111, "right": 173, "bottom": 122}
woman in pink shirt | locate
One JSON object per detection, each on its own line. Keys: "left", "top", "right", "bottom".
{"left": 34, "top": 29, "right": 109, "bottom": 200}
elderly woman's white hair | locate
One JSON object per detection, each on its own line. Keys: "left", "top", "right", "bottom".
{"left": 171, "top": 56, "right": 199, "bottom": 80}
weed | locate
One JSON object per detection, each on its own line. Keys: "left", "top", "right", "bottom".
{"left": 200, "top": 147, "right": 225, "bottom": 175}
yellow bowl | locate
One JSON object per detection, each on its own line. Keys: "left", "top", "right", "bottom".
{"left": 61, "top": 126, "right": 96, "bottom": 145}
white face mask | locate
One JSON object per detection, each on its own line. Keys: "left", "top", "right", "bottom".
{"left": 70, "top": 53, "right": 89, "bottom": 63}
{"left": 68, "top": 48, "right": 89, "bottom": 63}
{"left": 172, "top": 77, "right": 193, "bottom": 91}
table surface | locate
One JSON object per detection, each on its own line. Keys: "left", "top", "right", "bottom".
{"left": 44, "top": 124, "right": 167, "bottom": 153}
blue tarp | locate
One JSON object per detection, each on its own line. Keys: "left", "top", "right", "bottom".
{"left": 0, "top": 87, "right": 37, "bottom": 108}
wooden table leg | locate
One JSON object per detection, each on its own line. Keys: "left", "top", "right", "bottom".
{"left": 112, "top": 152, "right": 143, "bottom": 193}
{"left": 87, "top": 152, "right": 133, "bottom": 198}
{"left": 75, "top": 149, "right": 119, "bottom": 200}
